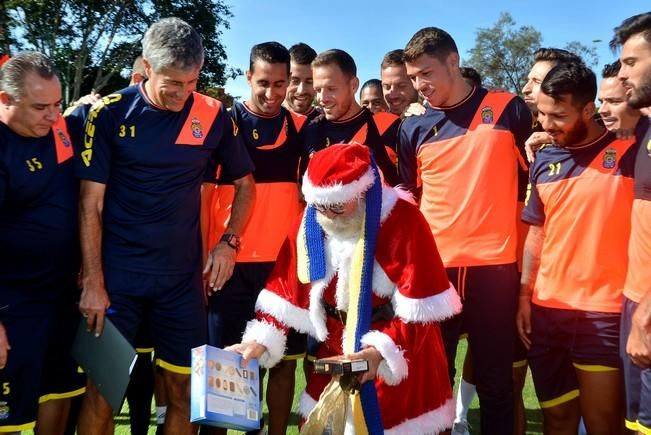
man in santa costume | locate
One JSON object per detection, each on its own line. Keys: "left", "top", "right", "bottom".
{"left": 229, "top": 143, "right": 460, "bottom": 433}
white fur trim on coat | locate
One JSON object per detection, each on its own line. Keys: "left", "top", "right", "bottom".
{"left": 361, "top": 330, "right": 408, "bottom": 386}
{"left": 385, "top": 397, "right": 455, "bottom": 434}
{"left": 303, "top": 166, "right": 375, "bottom": 205}
{"left": 393, "top": 284, "right": 462, "bottom": 323}
{"left": 241, "top": 319, "right": 287, "bottom": 368}
{"left": 298, "top": 390, "right": 318, "bottom": 419}
{"left": 255, "top": 289, "right": 315, "bottom": 336}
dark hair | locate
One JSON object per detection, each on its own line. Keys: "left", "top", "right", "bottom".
{"left": 460, "top": 67, "right": 482, "bottom": 88}
{"left": 360, "top": 79, "right": 382, "bottom": 97}
{"left": 611, "top": 12, "right": 651, "bottom": 48}
{"left": 404, "top": 27, "right": 458, "bottom": 63}
{"left": 0, "top": 51, "right": 59, "bottom": 99}
{"left": 249, "top": 41, "right": 290, "bottom": 74}
{"left": 601, "top": 60, "right": 621, "bottom": 79}
{"left": 289, "top": 42, "right": 317, "bottom": 65}
{"left": 533, "top": 48, "right": 583, "bottom": 65}
{"left": 312, "top": 49, "right": 356, "bottom": 79}
{"left": 540, "top": 62, "right": 597, "bottom": 108}
{"left": 381, "top": 49, "right": 405, "bottom": 69}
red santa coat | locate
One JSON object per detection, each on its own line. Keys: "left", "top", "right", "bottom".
{"left": 242, "top": 186, "right": 461, "bottom": 433}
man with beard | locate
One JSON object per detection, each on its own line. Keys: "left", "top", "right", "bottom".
{"left": 305, "top": 49, "right": 398, "bottom": 185}
{"left": 612, "top": 11, "right": 651, "bottom": 435}
{"left": 228, "top": 143, "right": 460, "bottom": 433}
{"left": 284, "top": 43, "right": 319, "bottom": 121}
{"left": 398, "top": 26, "right": 531, "bottom": 435}
{"left": 522, "top": 48, "right": 583, "bottom": 126}
{"left": 517, "top": 61, "right": 636, "bottom": 434}
{"left": 206, "top": 41, "right": 309, "bottom": 435}
{"left": 381, "top": 49, "right": 419, "bottom": 116}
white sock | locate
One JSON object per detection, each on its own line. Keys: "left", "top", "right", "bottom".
{"left": 455, "top": 378, "right": 476, "bottom": 422}
{"left": 156, "top": 406, "right": 167, "bottom": 425}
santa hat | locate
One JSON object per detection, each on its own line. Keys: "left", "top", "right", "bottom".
{"left": 302, "top": 144, "right": 376, "bottom": 205}
{"left": 298, "top": 143, "right": 385, "bottom": 433}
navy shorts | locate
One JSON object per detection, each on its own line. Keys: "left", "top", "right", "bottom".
{"left": 620, "top": 297, "right": 651, "bottom": 433}
{"left": 207, "top": 262, "right": 306, "bottom": 359}
{"left": 0, "top": 286, "right": 84, "bottom": 431}
{"left": 105, "top": 267, "right": 206, "bottom": 374}
{"left": 529, "top": 303, "right": 621, "bottom": 408}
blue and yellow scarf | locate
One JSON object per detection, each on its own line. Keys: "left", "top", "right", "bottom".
{"left": 297, "top": 160, "right": 384, "bottom": 434}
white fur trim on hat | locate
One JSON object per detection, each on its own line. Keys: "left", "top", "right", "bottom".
{"left": 361, "top": 330, "right": 408, "bottom": 386}
{"left": 298, "top": 390, "right": 318, "bottom": 418}
{"left": 255, "top": 289, "right": 316, "bottom": 336}
{"left": 385, "top": 397, "right": 455, "bottom": 434}
{"left": 393, "top": 284, "right": 462, "bottom": 323}
{"left": 241, "top": 319, "right": 287, "bottom": 368}
{"left": 302, "top": 166, "right": 375, "bottom": 205}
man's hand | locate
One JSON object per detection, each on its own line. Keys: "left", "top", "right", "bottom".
{"left": 524, "top": 131, "right": 552, "bottom": 163}
{"left": 627, "top": 300, "right": 651, "bottom": 368}
{"left": 0, "top": 322, "right": 10, "bottom": 369}
{"left": 402, "top": 102, "right": 426, "bottom": 117}
{"left": 346, "top": 346, "right": 383, "bottom": 384}
{"left": 79, "top": 275, "right": 111, "bottom": 337}
{"left": 203, "top": 242, "right": 237, "bottom": 296}
{"left": 226, "top": 341, "right": 267, "bottom": 368}
{"left": 74, "top": 92, "right": 101, "bottom": 107}
{"left": 516, "top": 295, "right": 532, "bottom": 349}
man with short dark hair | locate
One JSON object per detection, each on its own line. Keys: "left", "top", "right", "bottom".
{"left": 522, "top": 48, "right": 583, "bottom": 118}
{"left": 284, "top": 42, "right": 318, "bottom": 120}
{"left": 598, "top": 60, "right": 640, "bottom": 133}
{"left": 359, "top": 79, "right": 389, "bottom": 113}
{"left": 76, "top": 18, "right": 255, "bottom": 434}
{"left": 399, "top": 26, "right": 532, "bottom": 435}
{"left": 611, "top": 11, "right": 651, "bottom": 435}
{"left": 518, "top": 61, "right": 635, "bottom": 434}
{"left": 380, "top": 49, "right": 419, "bottom": 116}
{"left": 0, "top": 51, "right": 85, "bottom": 435}
{"left": 305, "top": 49, "right": 398, "bottom": 186}
{"left": 206, "top": 41, "right": 309, "bottom": 435}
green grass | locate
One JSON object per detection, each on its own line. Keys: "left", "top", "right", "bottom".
{"left": 40, "top": 339, "right": 542, "bottom": 434}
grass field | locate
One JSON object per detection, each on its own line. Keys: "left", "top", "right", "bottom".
{"left": 29, "top": 340, "right": 543, "bottom": 434}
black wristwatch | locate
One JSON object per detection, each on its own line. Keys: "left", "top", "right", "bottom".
{"left": 219, "top": 233, "right": 241, "bottom": 251}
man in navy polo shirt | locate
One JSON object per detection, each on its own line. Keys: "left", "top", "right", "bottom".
{"left": 75, "top": 18, "right": 255, "bottom": 434}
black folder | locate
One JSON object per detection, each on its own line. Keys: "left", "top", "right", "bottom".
{"left": 71, "top": 317, "right": 137, "bottom": 414}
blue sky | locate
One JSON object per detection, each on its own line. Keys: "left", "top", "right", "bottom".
{"left": 219, "top": 0, "right": 649, "bottom": 100}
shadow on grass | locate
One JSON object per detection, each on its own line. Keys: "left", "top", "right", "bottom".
{"left": 467, "top": 407, "right": 543, "bottom": 434}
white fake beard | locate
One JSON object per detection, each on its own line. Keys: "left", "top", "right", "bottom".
{"left": 315, "top": 200, "right": 365, "bottom": 240}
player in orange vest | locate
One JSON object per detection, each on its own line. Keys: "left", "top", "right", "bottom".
{"left": 612, "top": 12, "right": 651, "bottom": 435}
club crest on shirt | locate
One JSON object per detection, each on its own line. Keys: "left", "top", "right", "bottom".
{"left": 191, "top": 118, "right": 203, "bottom": 139}
{"left": 603, "top": 148, "right": 617, "bottom": 169}
{"left": 646, "top": 138, "right": 651, "bottom": 157}
{"left": 56, "top": 128, "right": 71, "bottom": 148}
{"left": 481, "top": 106, "right": 494, "bottom": 124}
{"left": 0, "top": 401, "right": 9, "bottom": 419}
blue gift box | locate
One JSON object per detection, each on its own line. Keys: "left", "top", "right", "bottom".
{"left": 191, "top": 345, "right": 261, "bottom": 431}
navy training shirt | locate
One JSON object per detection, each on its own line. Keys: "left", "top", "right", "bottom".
{"left": 0, "top": 121, "right": 80, "bottom": 297}
{"left": 75, "top": 83, "right": 253, "bottom": 274}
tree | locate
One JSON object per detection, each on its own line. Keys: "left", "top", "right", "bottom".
{"left": 564, "top": 41, "right": 599, "bottom": 68}
{"left": 1, "top": 0, "right": 240, "bottom": 103}
{"left": 467, "top": 12, "right": 542, "bottom": 93}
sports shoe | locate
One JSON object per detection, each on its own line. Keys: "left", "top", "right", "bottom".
{"left": 451, "top": 418, "right": 471, "bottom": 435}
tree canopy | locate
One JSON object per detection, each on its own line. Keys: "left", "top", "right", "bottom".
{"left": 466, "top": 12, "right": 599, "bottom": 94}
{"left": 1, "top": 0, "right": 241, "bottom": 103}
